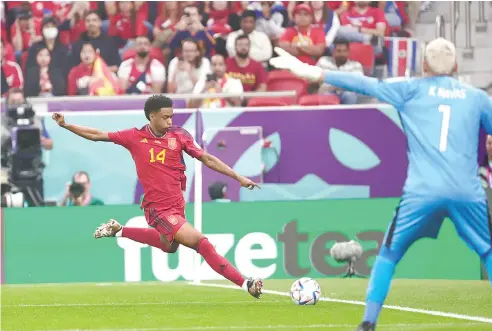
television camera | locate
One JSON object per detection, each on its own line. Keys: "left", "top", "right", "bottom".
{"left": 1, "top": 103, "right": 45, "bottom": 207}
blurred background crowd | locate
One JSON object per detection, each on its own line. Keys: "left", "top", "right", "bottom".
{"left": 1, "top": 0, "right": 427, "bottom": 107}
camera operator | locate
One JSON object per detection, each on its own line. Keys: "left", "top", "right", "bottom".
{"left": 2, "top": 88, "right": 53, "bottom": 150}
{"left": 1, "top": 88, "right": 54, "bottom": 207}
{"left": 59, "top": 171, "right": 104, "bottom": 206}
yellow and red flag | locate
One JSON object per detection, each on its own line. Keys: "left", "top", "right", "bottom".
{"left": 89, "top": 56, "right": 121, "bottom": 96}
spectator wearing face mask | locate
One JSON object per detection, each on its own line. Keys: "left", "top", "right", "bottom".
{"left": 26, "top": 16, "right": 69, "bottom": 77}
{"left": 226, "top": 10, "right": 272, "bottom": 64}
{"left": 117, "top": 35, "right": 166, "bottom": 94}
{"left": 24, "top": 46, "right": 65, "bottom": 97}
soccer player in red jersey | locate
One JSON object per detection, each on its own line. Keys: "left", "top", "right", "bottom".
{"left": 51, "top": 95, "right": 263, "bottom": 298}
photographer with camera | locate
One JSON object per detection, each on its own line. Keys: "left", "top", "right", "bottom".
{"left": 59, "top": 171, "right": 104, "bottom": 207}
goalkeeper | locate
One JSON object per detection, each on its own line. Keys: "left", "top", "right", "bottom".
{"left": 270, "top": 38, "right": 492, "bottom": 331}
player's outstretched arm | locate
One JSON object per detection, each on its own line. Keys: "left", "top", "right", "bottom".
{"left": 198, "top": 152, "right": 260, "bottom": 190}
{"left": 269, "top": 47, "right": 407, "bottom": 107}
{"left": 52, "top": 113, "right": 110, "bottom": 142}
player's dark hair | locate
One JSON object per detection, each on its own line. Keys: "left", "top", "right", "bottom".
{"left": 333, "top": 38, "right": 350, "bottom": 48}
{"left": 235, "top": 34, "right": 250, "bottom": 45}
{"left": 144, "top": 95, "right": 173, "bottom": 120}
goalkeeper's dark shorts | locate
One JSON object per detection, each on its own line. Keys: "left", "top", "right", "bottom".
{"left": 382, "top": 195, "right": 492, "bottom": 258}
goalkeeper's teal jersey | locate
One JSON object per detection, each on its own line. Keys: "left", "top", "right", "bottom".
{"left": 324, "top": 72, "right": 492, "bottom": 200}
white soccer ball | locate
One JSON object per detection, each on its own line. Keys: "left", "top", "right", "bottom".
{"left": 290, "top": 277, "right": 321, "bottom": 305}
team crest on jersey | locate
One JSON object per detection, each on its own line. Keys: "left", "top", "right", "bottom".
{"left": 168, "top": 215, "right": 178, "bottom": 225}
{"left": 168, "top": 138, "right": 177, "bottom": 150}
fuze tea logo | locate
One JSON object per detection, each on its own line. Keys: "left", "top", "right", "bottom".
{"left": 278, "top": 220, "right": 384, "bottom": 276}
{"left": 117, "top": 216, "right": 278, "bottom": 282}
{"left": 117, "top": 217, "right": 383, "bottom": 281}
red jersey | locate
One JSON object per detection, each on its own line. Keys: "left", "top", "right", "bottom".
{"left": 10, "top": 18, "right": 42, "bottom": 51}
{"left": 154, "top": 15, "right": 178, "bottom": 32}
{"left": 108, "top": 13, "right": 147, "bottom": 41}
{"left": 2, "top": 60, "right": 24, "bottom": 89}
{"left": 226, "top": 57, "right": 267, "bottom": 92}
{"left": 280, "top": 26, "right": 326, "bottom": 65}
{"left": 340, "top": 7, "right": 386, "bottom": 29}
{"left": 67, "top": 63, "right": 93, "bottom": 96}
{"left": 108, "top": 125, "right": 204, "bottom": 210}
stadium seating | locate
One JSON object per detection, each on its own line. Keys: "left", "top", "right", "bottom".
{"left": 266, "top": 70, "right": 308, "bottom": 104}
{"left": 299, "top": 94, "right": 341, "bottom": 106}
{"left": 247, "top": 97, "right": 291, "bottom": 107}
{"left": 348, "top": 43, "right": 375, "bottom": 76}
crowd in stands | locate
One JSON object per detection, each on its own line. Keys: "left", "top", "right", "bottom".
{"left": 1, "top": 1, "right": 418, "bottom": 106}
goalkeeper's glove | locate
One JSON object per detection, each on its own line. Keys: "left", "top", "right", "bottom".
{"left": 269, "top": 47, "right": 324, "bottom": 82}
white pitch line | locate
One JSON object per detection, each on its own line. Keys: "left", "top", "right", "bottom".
{"left": 191, "top": 282, "right": 492, "bottom": 324}
{"left": 4, "top": 301, "right": 283, "bottom": 308}
{"left": 21, "top": 323, "right": 487, "bottom": 331}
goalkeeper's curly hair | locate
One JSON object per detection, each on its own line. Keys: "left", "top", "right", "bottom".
{"left": 144, "top": 95, "right": 173, "bottom": 120}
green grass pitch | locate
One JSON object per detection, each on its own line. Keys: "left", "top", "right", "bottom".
{"left": 2, "top": 279, "right": 492, "bottom": 331}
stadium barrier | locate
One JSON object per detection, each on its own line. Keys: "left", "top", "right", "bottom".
{"left": 2, "top": 198, "right": 481, "bottom": 285}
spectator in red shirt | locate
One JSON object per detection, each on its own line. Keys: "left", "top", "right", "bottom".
{"left": 226, "top": 34, "right": 267, "bottom": 93}
{"left": 153, "top": 2, "right": 181, "bottom": 50}
{"left": 57, "top": 1, "right": 90, "bottom": 45}
{"left": 108, "top": 1, "right": 148, "bottom": 50}
{"left": 337, "top": 1, "right": 386, "bottom": 54}
{"left": 67, "top": 42, "right": 97, "bottom": 96}
{"left": 1, "top": 41, "right": 23, "bottom": 94}
{"left": 278, "top": 4, "right": 326, "bottom": 65}
{"left": 326, "top": 1, "right": 353, "bottom": 16}
{"left": 24, "top": 47, "right": 65, "bottom": 97}
{"left": 117, "top": 35, "right": 166, "bottom": 95}
{"left": 10, "top": 9, "right": 42, "bottom": 53}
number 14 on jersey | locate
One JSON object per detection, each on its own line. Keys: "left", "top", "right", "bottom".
{"left": 149, "top": 147, "right": 166, "bottom": 164}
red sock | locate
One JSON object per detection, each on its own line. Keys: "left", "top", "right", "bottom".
{"left": 197, "top": 238, "right": 245, "bottom": 287}
{"left": 122, "top": 227, "right": 172, "bottom": 253}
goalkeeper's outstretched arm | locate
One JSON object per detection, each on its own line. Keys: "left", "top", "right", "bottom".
{"left": 270, "top": 47, "right": 408, "bottom": 108}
